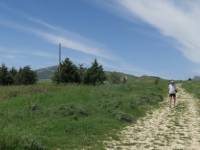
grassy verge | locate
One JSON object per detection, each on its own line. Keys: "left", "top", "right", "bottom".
{"left": 182, "top": 81, "right": 200, "bottom": 98}
{"left": 0, "top": 77, "right": 167, "bottom": 149}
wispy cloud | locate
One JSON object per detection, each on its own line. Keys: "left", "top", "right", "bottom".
{"left": 0, "top": 47, "right": 55, "bottom": 59}
{"left": 29, "top": 18, "right": 116, "bottom": 59}
{"left": 0, "top": 20, "right": 112, "bottom": 60}
{"left": 0, "top": 3, "right": 113, "bottom": 60}
{"left": 35, "top": 30, "right": 112, "bottom": 59}
{"left": 0, "top": 2, "right": 155, "bottom": 76}
{"left": 98, "top": 0, "right": 200, "bottom": 64}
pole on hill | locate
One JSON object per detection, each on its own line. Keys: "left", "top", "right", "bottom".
{"left": 59, "top": 43, "right": 62, "bottom": 83}
{"left": 59, "top": 43, "right": 61, "bottom": 65}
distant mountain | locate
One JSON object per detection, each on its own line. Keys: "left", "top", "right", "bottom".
{"left": 36, "top": 66, "right": 57, "bottom": 80}
{"left": 193, "top": 76, "right": 200, "bottom": 81}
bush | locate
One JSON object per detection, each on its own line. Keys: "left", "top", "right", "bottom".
{"left": 78, "top": 64, "right": 87, "bottom": 83}
{"left": 108, "top": 72, "right": 122, "bottom": 84}
{"left": 16, "top": 66, "right": 37, "bottom": 85}
{"left": 0, "top": 134, "right": 47, "bottom": 150}
{"left": 0, "top": 64, "right": 37, "bottom": 86}
{"left": 52, "top": 58, "right": 106, "bottom": 85}
{"left": 0, "top": 64, "right": 14, "bottom": 85}
{"left": 55, "top": 104, "right": 89, "bottom": 120}
{"left": 10, "top": 67, "right": 18, "bottom": 84}
{"left": 84, "top": 59, "right": 106, "bottom": 85}
{"left": 52, "top": 58, "right": 81, "bottom": 84}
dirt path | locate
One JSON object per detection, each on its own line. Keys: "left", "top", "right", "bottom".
{"left": 105, "top": 85, "right": 200, "bottom": 150}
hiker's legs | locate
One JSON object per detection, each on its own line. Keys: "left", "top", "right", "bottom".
{"left": 169, "top": 96, "right": 172, "bottom": 107}
{"left": 173, "top": 95, "right": 176, "bottom": 107}
{"left": 169, "top": 94, "right": 176, "bottom": 108}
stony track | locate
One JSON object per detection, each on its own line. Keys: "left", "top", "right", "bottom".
{"left": 105, "top": 85, "right": 200, "bottom": 150}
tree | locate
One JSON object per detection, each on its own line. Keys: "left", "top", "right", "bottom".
{"left": 16, "top": 66, "right": 37, "bottom": 85}
{"left": 0, "top": 64, "right": 37, "bottom": 86}
{"left": 78, "top": 64, "right": 86, "bottom": 83}
{"left": 0, "top": 64, "right": 13, "bottom": 85}
{"left": 84, "top": 59, "right": 106, "bottom": 85}
{"left": 9, "top": 67, "right": 18, "bottom": 84}
{"left": 52, "top": 58, "right": 81, "bottom": 84}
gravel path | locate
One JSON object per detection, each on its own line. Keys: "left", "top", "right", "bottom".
{"left": 105, "top": 85, "right": 200, "bottom": 150}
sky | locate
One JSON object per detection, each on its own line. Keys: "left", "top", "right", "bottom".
{"left": 0, "top": 0, "right": 200, "bottom": 79}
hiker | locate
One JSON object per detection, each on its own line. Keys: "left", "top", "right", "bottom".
{"left": 168, "top": 80, "right": 177, "bottom": 108}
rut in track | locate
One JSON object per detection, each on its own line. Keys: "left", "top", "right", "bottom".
{"left": 105, "top": 85, "right": 200, "bottom": 150}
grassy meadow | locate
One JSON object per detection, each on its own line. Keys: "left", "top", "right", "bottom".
{"left": 0, "top": 76, "right": 168, "bottom": 150}
{"left": 182, "top": 81, "right": 200, "bottom": 98}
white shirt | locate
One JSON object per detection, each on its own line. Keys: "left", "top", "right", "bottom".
{"left": 168, "top": 84, "right": 176, "bottom": 94}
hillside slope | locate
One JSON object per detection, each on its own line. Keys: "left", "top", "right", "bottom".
{"left": 36, "top": 66, "right": 57, "bottom": 80}
{"left": 36, "top": 66, "right": 137, "bottom": 80}
{"left": 0, "top": 77, "right": 167, "bottom": 149}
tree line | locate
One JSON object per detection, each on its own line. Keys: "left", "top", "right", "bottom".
{"left": 52, "top": 58, "right": 106, "bottom": 85}
{"left": 0, "top": 58, "right": 113, "bottom": 86}
{"left": 0, "top": 64, "right": 37, "bottom": 85}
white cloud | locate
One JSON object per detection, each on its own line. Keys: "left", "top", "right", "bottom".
{"left": 0, "top": 47, "right": 55, "bottom": 59}
{"left": 100, "top": 0, "right": 200, "bottom": 64}
{"left": 0, "top": 20, "right": 112, "bottom": 60}
{"left": 0, "top": 3, "right": 155, "bottom": 76}
{"left": 1, "top": 17, "right": 153, "bottom": 75}
{"left": 35, "top": 30, "right": 112, "bottom": 59}
{"left": 27, "top": 17, "right": 114, "bottom": 59}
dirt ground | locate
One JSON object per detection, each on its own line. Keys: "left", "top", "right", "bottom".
{"left": 105, "top": 85, "right": 200, "bottom": 150}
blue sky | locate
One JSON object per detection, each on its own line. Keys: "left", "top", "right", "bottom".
{"left": 0, "top": 0, "right": 200, "bottom": 79}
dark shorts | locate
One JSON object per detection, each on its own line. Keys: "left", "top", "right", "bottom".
{"left": 169, "top": 93, "right": 176, "bottom": 97}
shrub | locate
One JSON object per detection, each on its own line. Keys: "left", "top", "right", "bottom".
{"left": 84, "top": 59, "right": 106, "bottom": 85}
{"left": 108, "top": 72, "right": 122, "bottom": 84}
{"left": 52, "top": 58, "right": 106, "bottom": 85}
{"left": 0, "top": 134, "right": 47, "bottom": 150}
{"left": 0, "top": 64, "right": 37, "bottom": 86}
{"left": 10, "top": 67, "right": 18, "bottom": 84}
{"left": 16, "top": 66, "right": 37, "bottom": 85}
{"left": 52, "top": 58, "right": 81, "bottom": 84}
{"left": 55, "top": 104, "right": 89, "bottom": 120}
{"left": 0, "top": 64, "right": 14, "bottom": 85}
{"left": 78, "top": 64, "right": 87, "bottom": 83}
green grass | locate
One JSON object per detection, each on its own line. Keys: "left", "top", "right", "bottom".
{"left": 182, "top": 81, "right": 200, "bottom": 99}
{"left": 182, "top": 81, "right": 200, "bottom": 117}
{"left": 0, "top": 77, "right": 168, "bottom": 150}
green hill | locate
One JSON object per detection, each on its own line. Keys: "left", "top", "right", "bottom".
{"left": 36, "top": 66, "right": 138, "bottom": 81}
{"left": 36, "top": 66, "right": 57, "bottom": 80}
